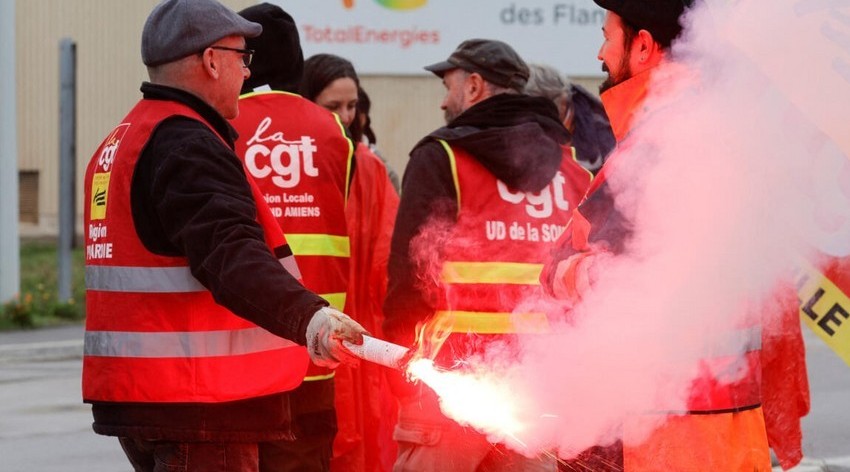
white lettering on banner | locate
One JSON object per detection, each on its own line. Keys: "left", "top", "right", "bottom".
{"left": 245, "top": 117, "right": 319, "bottom": 189}
{"left": 276, "top": 1, "right": 606, "bottom": 76}
{"left": 86, "top": 243, "right": 113, "bottom": 260}
{"left": 497, "top": 171, "right": 570, "bottom": 218}
{"left": 302, "top": 24, "right": 440, "bottom": 49}
{"left": 499, "top": 3, "right": 604, "bottom": 26}
{"left": 485, "top": 221, "right": 566, "bottom": 242}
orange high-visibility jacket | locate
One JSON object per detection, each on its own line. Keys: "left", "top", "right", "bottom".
{"left": 83, "top": 100, "right": 309, "bottom": 404}
{"left": 543, "top": 69, "right": 776, "bottom": 470}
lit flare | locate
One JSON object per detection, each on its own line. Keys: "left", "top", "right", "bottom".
{"left": 407, "top": 358, "right": 529, "bottom": 449}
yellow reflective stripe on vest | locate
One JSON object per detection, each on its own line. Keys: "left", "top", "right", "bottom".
{"left": 435, "top": 310, "right": 550, "bottom": 334}
{"left": 438, "top": 139, "right": 461, "bottom": 218}
{"left": 570, "top": 146, "right": 595, "bottom": 182}
{"left": 797, "top": 259, "right": 850, "bottom": 366}
{"left": 321, "top": 292, "right": 347, "bottom": 310}
{"left": 287, "top": 234, "right": 350, "bottom": 257}
{"left": 328, "top": 110, "right": 355, "bottom": 204}
{"left": 84, "top": 327, "right": 298, "bottom": 358}
{"left": 86, "top": 256, "right": 299, "bottom": 293}
{"left": 441, "top": 261, "right": 544, "bottom": 285}
{"left": 303, "top": 372, "right": 336, "bottom": 382}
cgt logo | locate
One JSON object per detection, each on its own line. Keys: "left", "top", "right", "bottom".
{"left": 97, "top": 123, "right": 130, "bottom": 172}
{"left": 244, "top": 117, "right": 319, "bottom": 189}
{"left": 342, "top": 0, "right": 427, "bottom": 10}
{"left": 497, "top": 171, "right": 572, "bottom": 219}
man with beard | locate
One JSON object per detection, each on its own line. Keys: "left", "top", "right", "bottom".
{"left": 382, "top": 39, "right": 591, "bottom": 471}
{"left": 540, "top": 0, "right": 795, "bottom": 470}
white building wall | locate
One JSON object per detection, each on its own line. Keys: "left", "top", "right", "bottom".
{"left": 16, "top": 0, "right": 601, "bottom": 235}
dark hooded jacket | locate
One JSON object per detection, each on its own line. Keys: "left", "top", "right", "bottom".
{"left": 383, "top": 93, "right": 570, "bottom": 343}
{"left": 240, "top": 2, "right": 303, "bottom": 94}
{"left": 570, "top": 83, "right": 616, "bottom": 174}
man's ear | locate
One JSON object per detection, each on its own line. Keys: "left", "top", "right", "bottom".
{"left": 465, "top": 73, "right": 487, "bottom": 103}
{"left": 634, "top": 29, "right": 658, "bottom": 64}
{"left": 200, "top": 48, "right": 220, "bottom": 79}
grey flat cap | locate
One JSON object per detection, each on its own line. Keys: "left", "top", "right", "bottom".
{"left": 424, "top": 39, "right": 529, "bottom": 91}
{"left": 142, "top": 0, "right": 263, "bottom": 67}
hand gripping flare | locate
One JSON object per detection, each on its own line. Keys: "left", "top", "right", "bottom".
{"left": 306, "top": 306, "right": 368, "bottom": 368}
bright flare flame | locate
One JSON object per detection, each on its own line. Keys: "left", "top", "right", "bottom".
{"left": 407, "top": 358, "right": 530, "bottom": 449}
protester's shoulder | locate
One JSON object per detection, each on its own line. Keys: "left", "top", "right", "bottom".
{"left": 148, "top": 115, "right": 228, "bottom": 153}
{"left": 405, "top": 138, "right": 448, "bottom": 177}
{"left": 410, "top": 130, "right": 453, "bottom": 162}
{"left": 152, "top": 115, "right": 219, "bottom": 140}
{"left": 142, "top": 115, "right": 241, "bottom": 176}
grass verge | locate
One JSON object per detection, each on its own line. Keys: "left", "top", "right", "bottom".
{"left": 0, "top": 241, "right": 85, "bottom": 330}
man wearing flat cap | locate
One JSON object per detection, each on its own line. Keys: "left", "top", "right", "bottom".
{"left": 382, "top": 39, "right": 591, "bottom": 471}
{"left": 540, "top": 1, "right": 798, "bottom": 470}
{"left": 81, "top": 1, "right": 368, "bottom": 470}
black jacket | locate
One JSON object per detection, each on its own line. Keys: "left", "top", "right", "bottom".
{"left": 382, "top": 93, "right": 570, "bottom": 344}
{"left": 90, "top": 83, "right": 327, "bottom": 442}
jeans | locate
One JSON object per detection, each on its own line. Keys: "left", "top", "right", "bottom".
{"left": 119, "top": 437, "right": 259, "bottom": 472}
{"left": 259, "top": 378, "right": 336, "bottom": 472}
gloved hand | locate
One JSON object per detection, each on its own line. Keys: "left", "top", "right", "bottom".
{"left": 551, "top": 248, "right": 611, "bottom": 302}
{"left": 306, "top": 307, "right": 368, "bottom": 368}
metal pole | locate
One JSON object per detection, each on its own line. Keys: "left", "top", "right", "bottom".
{"left": 0, "top": 0, "right": 21, "bottom": 303}
{"left": 58, "top": 39, "right": 77, "bottom": 302}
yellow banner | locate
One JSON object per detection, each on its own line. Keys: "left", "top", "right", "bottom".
{"left": 797, "top": 261, "right": 850, "bottom": 367}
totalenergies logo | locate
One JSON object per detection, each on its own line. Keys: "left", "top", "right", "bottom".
{"left": 342, "top": 0, "right": 427, "bottom": 10}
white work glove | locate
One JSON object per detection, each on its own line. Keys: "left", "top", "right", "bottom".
{"left": 306, "top": 307, "right": 368, "bottom": 368}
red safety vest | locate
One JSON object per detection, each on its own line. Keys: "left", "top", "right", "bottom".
{"left": 433, "top": 141, "right": 591, "bottom": 364}
{"left": 232, "top": 90, "right": 353, "bottom": 380}
{"left": 82, "top": 99, "right": 309, "bottom": 403}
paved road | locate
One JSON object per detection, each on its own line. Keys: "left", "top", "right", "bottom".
{"left": 0, "top": 324, "right": 847, "bottom": 471}
{"left": 0, "top": 360, "right": 127, "bottom": 471}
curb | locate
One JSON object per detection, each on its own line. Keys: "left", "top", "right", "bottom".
{"left": 775, "top": 457, "right": 850, "bottom": 472}
{"left": 0, "top": 339, "right": 83, "bottom": 362}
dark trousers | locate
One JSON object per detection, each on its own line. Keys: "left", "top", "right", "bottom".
{"left": 259, "top": 377, "right": 337, "bottom": 472}
{"left": 119, "top": 437, "right": 259, "bottom": 472}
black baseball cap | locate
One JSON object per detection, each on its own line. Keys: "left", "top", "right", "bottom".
{"left": 424, "top": 39, "right": 529, "bottom": 91}
{"left": 593, "top": 0, "right": 694, "bottom": 48}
